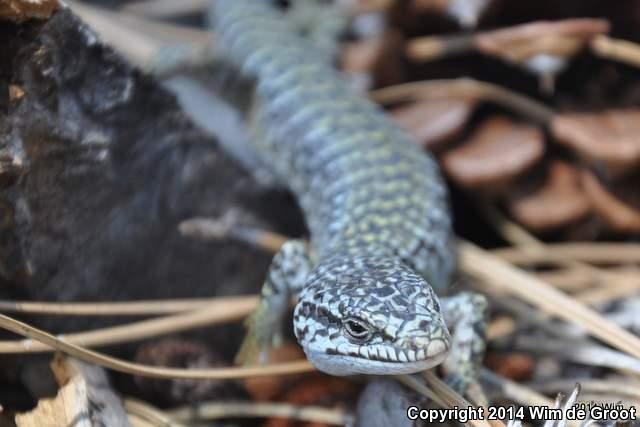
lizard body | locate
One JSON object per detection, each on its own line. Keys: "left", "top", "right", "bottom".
{"left": 212, "top": 0, "right": 486, "bottom": 381}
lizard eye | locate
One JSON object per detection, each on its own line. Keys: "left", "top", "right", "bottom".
{"left": 343, "top": 317, "right": 373, "bottom": 342}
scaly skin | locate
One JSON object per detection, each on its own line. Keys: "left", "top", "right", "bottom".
{"left": 213, "top": 0, "right": 487, "bottom": 384}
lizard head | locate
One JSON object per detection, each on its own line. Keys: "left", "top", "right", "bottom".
{"left": 293, "top": 256, "right": 451, "bottom": 375}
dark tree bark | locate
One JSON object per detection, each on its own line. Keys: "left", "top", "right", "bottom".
{"left": 0, "top": 9, "right": 303, "bottom": 342}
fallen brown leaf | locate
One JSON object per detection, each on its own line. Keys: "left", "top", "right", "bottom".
{"left": 392, "top": 98, "right": 474, "bottom": 150}
{"left": 442, "top": 117, "right": 545, "bottom": 191}
{"left": 552, "top": 110, "right": 640, "bottom": 174}
{"left": 507, "top": 161, "right": 591, "bottom": 232}
{"left": 581, "top": 169, "right": 640, "bottom": 233}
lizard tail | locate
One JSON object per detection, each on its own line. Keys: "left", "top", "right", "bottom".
{"left": 210, "top": 0, "right": 343, "bottom": 77}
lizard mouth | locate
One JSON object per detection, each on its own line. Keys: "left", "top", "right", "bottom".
{"left": 303, "top": 342, "right": 449, "bottom": 376}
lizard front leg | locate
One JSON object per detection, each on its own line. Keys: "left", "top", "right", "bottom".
{"left": 236, "top": 239, "right": 314, "bottom": 365}
{"left": 439, "top": 291, "right": 488, "bottom": 398}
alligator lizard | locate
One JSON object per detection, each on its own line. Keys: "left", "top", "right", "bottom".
{"left": 212, "top": 0, "right": 487, "bottom": 387}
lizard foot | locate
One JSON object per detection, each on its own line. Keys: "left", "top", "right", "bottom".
{"left": 440, "top": 291, "right": 489, "bottom": 404}
{"left": 236, "top": 239, "right": 313, "bottom": 365}
{"left": 235, "top": 304, "right": 284, "bottom": 365}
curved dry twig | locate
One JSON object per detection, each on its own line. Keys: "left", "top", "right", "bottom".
{"left": 492, "top": 243, "right": 640, "bottom": 265}
{"left": 180, "top": 217, "right": 287, "bottom": 253}
{"left": 369, "top": 78, "right": 555, "bottom": 124}
{"left": 167, "top": 400, "right": 353, "bottom": 425}
{"left": 0, "top": 297, "right": 229, "bottom": 316}
{"left": 0, "top": 313, "right": 315, "bottom": 379}
{"left": 590, "top": 35, "right": 640, "bottom": 69}
{"left": 0, "top": 297, "right": 257, "bottom": 353}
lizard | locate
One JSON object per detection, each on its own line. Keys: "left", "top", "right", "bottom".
{"left": 211, "top": 0, "right": 488, "bottom": 390}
